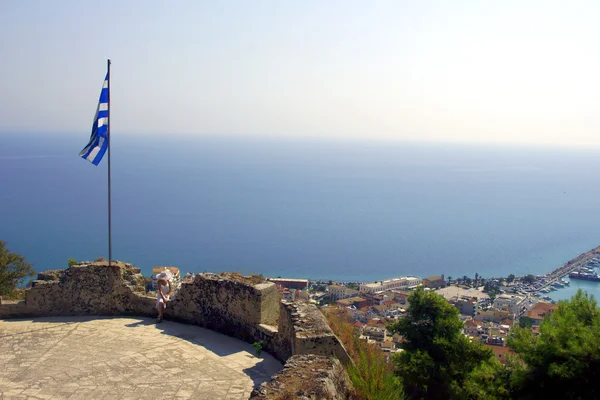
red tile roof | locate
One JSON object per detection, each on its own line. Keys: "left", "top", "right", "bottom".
{"left": 526, "top": 302, "right": 558, "bottom": 321}
{"left": 484, "top": 344, "right": 515, "bottom": 364}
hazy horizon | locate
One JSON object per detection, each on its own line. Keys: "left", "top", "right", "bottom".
{"left": 2, "top": 1, "right": 600, "bottom": 147}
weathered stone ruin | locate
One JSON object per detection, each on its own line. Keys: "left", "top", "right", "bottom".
{"left": 0, "top": 261, "right": 353, "bottom": 398}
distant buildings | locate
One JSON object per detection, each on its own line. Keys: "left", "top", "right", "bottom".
{"left": 327, "top": 285, "right": 359, "bottom": 300}
{"left": 484, "top": 344, "right": 515, "bottom": 364}
{"left": 449, "top": 296, "right": 477, "bottom": 316}
{"left": 268, "top": 278, "right": 309, "bottom": 291}
{"left": 336, "top": 296, "right": 368, "bottom": 308}
{"left": 359, "top": 277, "right": 422, "bottom": 293}
{"left": 475, "top": 309, "right": 512, "bottom": 324}
{"left": 525, "top": 302, "right": 557, "bottom": 325}
{"left": 423, "top": 275, "right": 445, "bottom": 289}
{"left": 493, "top": 294, "right": 526, "bottom": 315}
{"left": 268, "top": 278, "right": 309, "bottom": 303}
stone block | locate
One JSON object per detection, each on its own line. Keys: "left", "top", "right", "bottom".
{"left": 250, "top": 354, "right": 356, "bottom": 400}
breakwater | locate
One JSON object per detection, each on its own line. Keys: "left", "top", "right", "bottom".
{"left": 541, "top": 245, "right": 600, "bottom": 289}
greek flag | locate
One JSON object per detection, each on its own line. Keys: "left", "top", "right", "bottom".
{"left": 79, "top": 73, "right": 109, "bottom": 165}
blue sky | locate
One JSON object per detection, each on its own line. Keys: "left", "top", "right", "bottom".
{"left": 1, "top": 1, "right": 599, "bottom": 146}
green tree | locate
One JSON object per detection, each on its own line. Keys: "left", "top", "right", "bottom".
{"left": 447, "top": 275, "right": 452, "bottom": 282}
{"left": 507, "top": 274, "right": 515, "bottom": 283}
{"left": 518, "top": 316, "right": 535, "bottom": 329}
{"left": 0, "top": 241, "right": 35, "bottom": 296}
{"left": 522, "top": 274, "right": 535, "bottom": 285}
{"left": 462, "top": 358, "right": 516, "bottom": 400}
{"left": 347, "top": 282, "right": 358, "bottom": 290}
{"left": 67, "top": 257, "right": 78, "bottom": 267}
{"left": 388, "top": 287, "right": 494, "bottom": 399}
{"left": 509, "top": 289, "right": 600, "bottom": 399}
{"left": 475, "top": 272, "right": 479, "bottom": 283}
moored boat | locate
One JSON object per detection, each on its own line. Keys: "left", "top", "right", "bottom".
{"left": 569, "top": 271, "right": 600, "bottom": 282}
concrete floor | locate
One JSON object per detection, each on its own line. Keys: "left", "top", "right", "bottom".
{"left": 0, "top": 316, "right": 282, "bottom": 399}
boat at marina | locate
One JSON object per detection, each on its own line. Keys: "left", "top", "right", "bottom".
{"left": 569, "top": 271, "right": 600, "bottom": 282}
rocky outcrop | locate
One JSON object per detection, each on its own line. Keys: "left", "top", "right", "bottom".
{"left": 35, "top": 269, "right": 64, "bottom": 282}
{"left": 250, "top": 354, "right": 356, "bottom": 400}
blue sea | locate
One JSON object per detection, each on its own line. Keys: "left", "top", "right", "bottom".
{"left": 2, "top": 133, "right": 600, "bottom": 300}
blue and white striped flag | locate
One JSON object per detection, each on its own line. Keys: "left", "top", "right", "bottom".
{"left": 79, "top": 74, "right": 109, "bottom": 165}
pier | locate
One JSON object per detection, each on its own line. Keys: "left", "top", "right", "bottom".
{"left": 538, "top": 246, "right": 600, "bottom": 290}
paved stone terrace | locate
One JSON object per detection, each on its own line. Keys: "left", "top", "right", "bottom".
{"left": 0, "top": 316, "right": 283, "bottom": 399}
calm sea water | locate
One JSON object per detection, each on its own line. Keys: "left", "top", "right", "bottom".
{"left": 2, "top": 133, "right": 600, "bottom": 300}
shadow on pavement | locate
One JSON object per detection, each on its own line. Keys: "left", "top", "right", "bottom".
{"left": 0, "top": 315, "right": 283, "bottom": 388}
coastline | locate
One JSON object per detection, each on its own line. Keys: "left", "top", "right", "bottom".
{"left": 308, "top": 245, "right": 600, "bottom": 304}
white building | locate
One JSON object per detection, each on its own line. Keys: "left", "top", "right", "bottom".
{"left": 359, "top": 282, "right": 383, "bottom": 293}
{"left": 493, "top": 294, "right": 526, "bottom": 315}
{"left": 359, "top": 276, "right": 422, "bottom": 293}
{"left": 327, "top": 285, "right": 359, "bottom": 300}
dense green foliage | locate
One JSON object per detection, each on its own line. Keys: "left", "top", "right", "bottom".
{"left": 326, "top": 309, "right": 404, "bottom": 400}
{"left": 509, "top": 289, "right": 600, "bottom": 399}
{"left": 67, "top": 257, "right": 78, "bottom": 267}
{"left": 518, "top": 316, "right": 535, "bottom": 329}
{"left": 522, "top": 274, "right": 536, "bottom": 285}
{"left": 325, "top": 285, "right": 599, "bottom": 399}
{"left": 0, "top": 241, "right": 35, "bottom": 296}
{"left": 388, "top": 287, "right": 496, "bottom": 399}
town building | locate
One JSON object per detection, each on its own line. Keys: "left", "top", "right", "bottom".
{"left": 493, "top": 294, "right": 527, "bottom": 315}
{"left": 475, "top": 309, "right": 512, "bottom": 323}
{"left": 449, "top": 296, "right": 477, "bottom": 316}
{"left": 486, "top": 336, "right": 505, "bottom": 347}
{"left": 524, "top": 302, "right": 557, "bottom": 325}
{"left": 268, "top": 278, "right": 309, "bottom": 291}
{"left": 484, "top": 344, "right": 515, "bottom": 365}
{"left": 359, "top": 276, "right": 422, "bottom": 293}
{"left": 361, "top": 292, "right": 387, "bottom": 306}
{"left": 335, "top": 296, "right": 366, "bottom": 308}
{"left": 327, "top": 285, "right": 359, "bottom": 300}
{"left": 423, "top": 275, "right": 446, "bottom": 289}
{"left": 464, "top": 319, "right": 482, "bottom": 338}
{"left": 152, "top": 266, "right": 181, "bottom": 291}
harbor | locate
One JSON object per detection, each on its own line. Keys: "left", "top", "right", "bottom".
{"left": 511, "top": 245, "right": 600, "bottom": 302}
{"left": 542, "top": 246, "right": 600, "bottom": 302}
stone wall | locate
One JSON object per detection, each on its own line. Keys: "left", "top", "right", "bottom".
{"left": 250, "top": 354, "right": 356, "bottom": 400}
{"left": 278, "top": 302, "right": 352, "bottom": 366}
{"left": 0, "top": 262, "right": 350, "bottom": 366}
{"left": 165, "top": 273, "right": 279, "bottom": 343}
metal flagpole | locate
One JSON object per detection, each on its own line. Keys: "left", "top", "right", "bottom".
{"left": 107, "top": 59, "right": 112, "bottom": 267}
